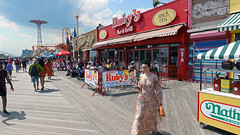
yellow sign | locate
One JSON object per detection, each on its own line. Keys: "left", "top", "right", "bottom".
{"left": 230, "top": 0, "right": 240, "bottom": 13}
{"left": 99, "top": 30, "right": 107, "bottom": 39}
{"left": 198, "top": 91, "right": 240, "bottom": 134}
{"left": 152, "top": 9, "right": 176, "bottom": 26}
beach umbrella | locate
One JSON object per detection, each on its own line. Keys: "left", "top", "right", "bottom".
{"left": 55, "top": 49, "right": 71, "bottom": 56}
{"left": 48, "top": 54, "right": 55, "bottom": 57}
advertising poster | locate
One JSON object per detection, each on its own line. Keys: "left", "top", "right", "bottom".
{"left": 102, "top": 70, "right": 136, "bottom": 87}
{"left": 84, "top": 69, "right": 98, "bottom": 86}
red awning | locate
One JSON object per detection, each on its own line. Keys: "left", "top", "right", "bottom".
{"left": 108, "top": 34, "right": 137, "bottom": 45}
{"left": 133, "top": 24, "right": 183, "bottom": 42}
{"left": 92, "top": 40, "right": 110, "bottom": 49}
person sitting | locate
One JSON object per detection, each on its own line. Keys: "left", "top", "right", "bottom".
{"left": 77, "top": 64, "right": 84, "bottom": 78}
{"left": 90, "top": 62, "right": 97, "bottom": 70}
{"left": 66, "top": 63, "right": 73, "bottom": 76}
{"left": 56, "top": 62, "right": 61, "bottom": 71}
{"left": 129, "top": 61, "right": 136, "bottom": 70}
{"left": 106, "top": 58, "right": 112, "bottom": 70}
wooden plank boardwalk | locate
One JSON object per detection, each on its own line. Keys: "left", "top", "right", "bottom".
{"left": 0, "top": 69, "right": 235, "bottom": 135}
{"left": 0, "top": 71, "right": 99, "bottom": 135}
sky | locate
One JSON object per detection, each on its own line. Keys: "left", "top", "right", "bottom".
{"left": 0, "top": 0, "right": 173, "bottom": 56}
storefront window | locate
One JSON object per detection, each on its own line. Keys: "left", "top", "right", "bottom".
{"left": 153, "top": 49, "right": 160, "bottom": 71}
{"left": 169, "top": 47, "right": 178, "bottom": 66}
{"left": 109, "top": 51, "right": 114, "bottom": 59}
{"left": 170, "top": 43, "right": 179, "bottom": 47}
{"left": 161, "top": 48, "right": 168, "bottom": 73}
{"left": 101, "top": 51, "right": 107, "bottom": 61}
{"left": 140, "top": 50, "right": 145, "bottom": 63}
{"left": 89, "top": 50, "right": 97, "bottom": 61}
{"left": 146, "top": 50, "right": 152, "bottom": 66}
{"left": 139, "top": 45, "right": 148, "bottom": 48}
{"left": 134, "top": 50, "right": 139, "bottom": 69}
{"left": 235, "top": 33, "right": 240, "bottom": 41}
{"left": 129, "top": 51, "right": 133, "bottom": 65}
{"left": 153, "top": 44, "right": 169, "bottom": 48}
{"left": 118, "top": 51, "right": 125, "bottom": 69}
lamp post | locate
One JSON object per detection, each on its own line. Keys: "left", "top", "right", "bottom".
{"left": 74, "top": 12, "right": 79, "bottom": 60}
{"left": 75, "top": 12, "right": 79, "bottom": 36}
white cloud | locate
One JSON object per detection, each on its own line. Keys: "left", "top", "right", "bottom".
{"left": 137, "top": 8, "right": 151, "bottom": 13}
{"left": 0, "top": 17, "right": 19, "bottom": 33}
{"left": 68, "top": 0, "right": 112, "bottom": 31}
{"left": 119, "top": 0, "right": 123, "bottom": 4}
{"left": 112, "top": 10, "right": 123, "bottom": 18}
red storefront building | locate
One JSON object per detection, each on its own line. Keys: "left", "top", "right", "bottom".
{"left": 93, "top": 0, "right": 189, "bottom": 80}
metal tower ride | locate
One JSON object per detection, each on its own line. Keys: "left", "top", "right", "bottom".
{"left": 30, "top": 19, "right": 48, "bottom": 46}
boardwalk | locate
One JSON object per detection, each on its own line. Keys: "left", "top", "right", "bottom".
{"left": 0, "top": 71, "right": 99, "bottom": 135}
{"left": 0, "top": 69, "right": 235, "bottom": 135}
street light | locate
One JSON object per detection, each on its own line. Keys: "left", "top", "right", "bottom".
{"left": 75, "top": 12, "right": 79, "bottom": 36}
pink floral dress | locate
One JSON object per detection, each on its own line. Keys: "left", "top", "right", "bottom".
{"left": 131, "top": 72, "right": 163, "bottom": 135}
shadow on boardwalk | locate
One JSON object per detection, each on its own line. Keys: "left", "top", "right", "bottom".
{"left": 1, "top": 111, "right": 26, "bottom": 125}
{"left": 37, "top": 89, "right": 60, "bottom": 93}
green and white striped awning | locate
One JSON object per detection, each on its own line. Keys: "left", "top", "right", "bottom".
{"left": 218, "top": 12, "right": 240, "bottom": 32}
{"left": 195, "top": 40, "right": 240, "bottom": 60}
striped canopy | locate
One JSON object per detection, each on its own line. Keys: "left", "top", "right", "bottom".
{"left": 218, "top": 12, "right": 240, "bottom": 32}
{"left": 195, "top": 40, "right": 240, "bottom": 60}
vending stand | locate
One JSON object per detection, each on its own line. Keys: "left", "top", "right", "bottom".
{"left": 195, "top": 41, "right": 240, "bottom": 134}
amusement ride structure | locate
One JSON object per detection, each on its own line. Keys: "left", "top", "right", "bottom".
{"left": 30, "top": 19, "right": 48, "bottom": 46}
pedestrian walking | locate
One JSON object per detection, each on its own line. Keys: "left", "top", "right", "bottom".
{"left": 28, "top": 58, "right": 45, "bottom": 91}
{"left": 14, "top": 58, "right": 20, "bottom": 73}
{"left": 22, "top": 58, "right": 27, "bottom": 72}
{"left": 131, "top": 60, "right": 163, "bottom": 135}
{"left": 45, "top": 59, "right": 53, "bottom": 80}
{"left": 6, "top": 62, "right": 13, "bottom": 80}
{"left": 0, "top": 62, "right": 14, "bottom": 115}
{"left": 38, "top": 58, "right": 47, "bottom": 90}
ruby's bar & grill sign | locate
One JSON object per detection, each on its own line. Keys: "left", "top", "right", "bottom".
{"left": 200, "top": 100, "right": 240, "bottom": 127}
{"left": 112, "top": 9, "right": 141, "bottom": 35}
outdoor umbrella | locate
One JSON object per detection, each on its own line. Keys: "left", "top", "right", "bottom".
{"left": 41, "top": 55, "right": 47, "bottom": 58}
{"left": 48, "top": 54, "right": 55, "bottom": 57}
{"left": 55, "top": 49, "right": 71, "bottom": 56}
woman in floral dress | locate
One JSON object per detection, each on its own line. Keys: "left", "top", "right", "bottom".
{"left": 131, "top": 60, "right": 163, "bottom": 135}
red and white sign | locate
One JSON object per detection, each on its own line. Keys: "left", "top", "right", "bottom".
{"left": 200, "top": 100, "right": 240, "bottom": 127}
{"left": 180, "top": 48, "right": 185, "bottom": 62}
{"left": 112, "top": 9, "right": 141, "bottom": 29}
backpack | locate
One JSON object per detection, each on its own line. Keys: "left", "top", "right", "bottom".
{"left": 30, "top": 66, "right": 39, "bottom": 76}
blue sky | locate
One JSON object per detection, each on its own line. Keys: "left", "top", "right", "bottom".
{"left": 0, "top": 0, "right": 173, "bottom": 56}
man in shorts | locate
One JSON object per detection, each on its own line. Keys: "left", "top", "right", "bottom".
{"left": 0, "top": 62, "right": 14, "bottom": 115}
{"left": 28, "top": 58, "right": 45, "bottom": 91}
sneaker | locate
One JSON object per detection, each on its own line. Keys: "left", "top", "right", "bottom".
{"left": 3, "top": 110, "right": 10, "bottom": 115}
{"left": 41, "top": 88, "right": 44, "bottom": 90}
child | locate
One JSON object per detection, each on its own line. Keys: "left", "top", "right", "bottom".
{"left": 6, "top": 62, "right": 13, "bottom": 79}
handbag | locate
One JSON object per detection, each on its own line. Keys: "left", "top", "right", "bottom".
{"left": 159, "top": 105, "right": 166, "bottom": 117}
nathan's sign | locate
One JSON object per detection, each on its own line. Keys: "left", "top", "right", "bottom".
{"left": 152, "top": 9, "right": 176, "bottom": 26}
{"left": 201, "top": 100, "right": 240, "bottom": 127}
{"left": 112, "top": 9, "right": 141, "bottom": 35}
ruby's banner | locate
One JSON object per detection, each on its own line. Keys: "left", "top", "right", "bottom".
{"left": 84, "top": 69, "right": 98, "bottom": 86}
{"left": 102, "top": 70, "right": 136, "bottom": 87}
